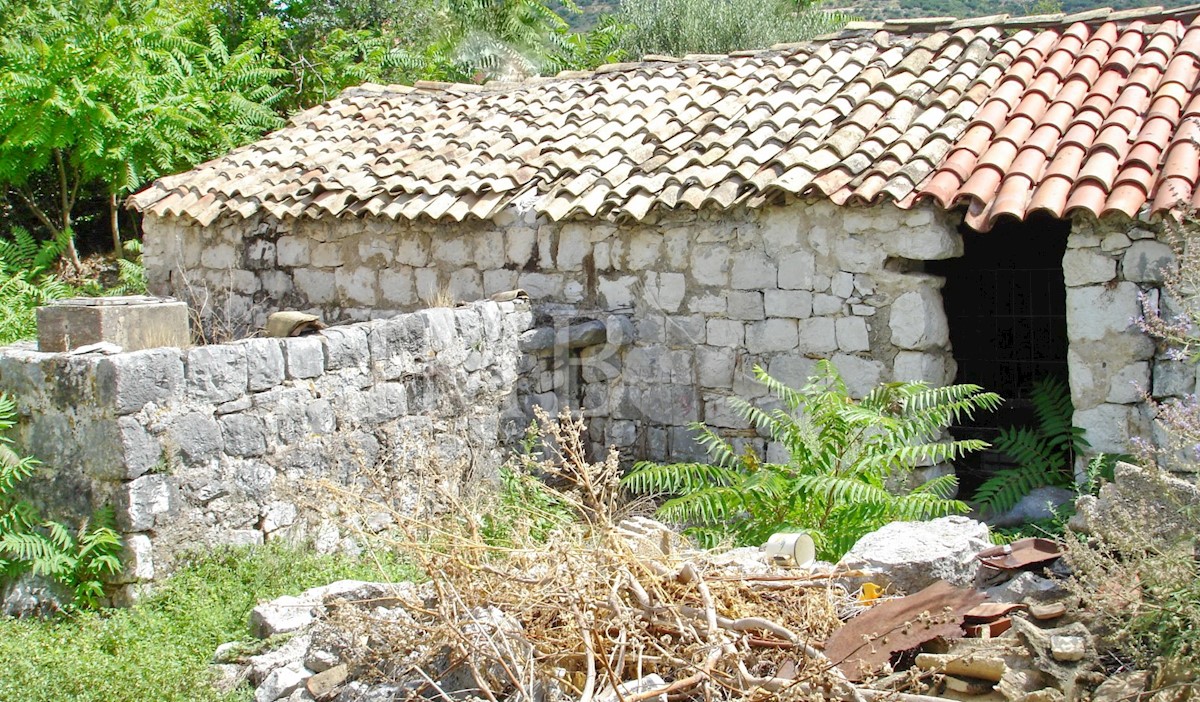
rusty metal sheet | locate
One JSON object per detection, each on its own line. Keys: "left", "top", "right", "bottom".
{"left": 823, "top": 580, "right": 987, "bottom": 682}
{"left": 976, "top": 538, "right": 1062, "bottom": 571}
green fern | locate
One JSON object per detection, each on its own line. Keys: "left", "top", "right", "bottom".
{"left": 622, "top": 361, "right": 1002, "bottom": 560}
{"left": 973, "top": 376, "right": 1088, "bottom": 516}
{"left": 0, "top": 394, "right": 122, "bottom": 609}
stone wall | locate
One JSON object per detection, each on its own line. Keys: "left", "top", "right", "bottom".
{"left": 0, "top": 300, "right": 531, "bottom": 597}
{"left": 1063, "top": 216, "right": 1179, "bottom": 463}
{"left": 143, "top": 199, "right": 967, "bottom": 462}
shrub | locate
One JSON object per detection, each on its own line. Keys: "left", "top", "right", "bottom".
{"left": 623, "top": 361, "right": 1002, "bottom": 560}
{"left": 0, "top": 227, "right": 71, "bottom": 345}
{"left": 0, "top": 394, "right": 122, "bottom": 608}
{"left": 973, "top": 375, "right": 1088, "bottom": 515}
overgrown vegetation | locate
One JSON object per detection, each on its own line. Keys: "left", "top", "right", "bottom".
{"left": 0, "top": 227, "right": 71, "bottom": 344}
{"left": 623, "top": 361, "right": 1002, "bottom": 560}
{"left": 0, "top": 394, "right": 122, "bottom": 609}
{"left": 973, "top": 375, "right": 1087, "bottom": 515}
{"left": 614, "top": 0, "right": 848, "bottom": 58}
{"left": 0, "top": 541, "right": 418, "bottom": 702}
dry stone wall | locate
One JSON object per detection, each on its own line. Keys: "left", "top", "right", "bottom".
{"left": 143, "top": 199, "right": 966, "bottom": 461}
{"left": 1064, "top": 215, "right": 1183, "bottom": 464}
{"left": 0, "top": 300, "right": 531, "bottom": 597}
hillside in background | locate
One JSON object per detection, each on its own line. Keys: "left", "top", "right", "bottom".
{"left": 565, "top": 0, "right": 1167, "bottom": 31}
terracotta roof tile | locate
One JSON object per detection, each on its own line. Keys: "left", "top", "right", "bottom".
{"left": 130, "top": 6, "right": 1200, "bottom": 230}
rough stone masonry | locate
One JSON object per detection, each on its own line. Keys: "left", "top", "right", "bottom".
{"left": 0, "top": 299, "right": 532, "bottom": 597}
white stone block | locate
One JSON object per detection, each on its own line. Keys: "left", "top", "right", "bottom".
{"left": 557, "top": 225, "right": 590, "bottom": 271}
{"left": 599, "top": 276, "right": 636, "bottom": 309}
{"left": 663, "top": 228, "right": 689, "bottom": 268}
{"left": 448, "top": 268, "right": 482, "bottom": 301}
{"left": 518, "top": 272, "right": 564, "bottom": 299}
{"left": 294, "top": 269, "right": 336, "bottom": 304}
{"left": 767, "top": 354, "right": 817, "bottom": 388}
{"left": 779, "top": 250, "right": 816, "bottom": 290}
{"left": 812, "top": 293, "right": 844, "bottom": 316}
{"left": 1122, "top": 239, "right": 1174, "bottom": 283}
{"left": 483, "top": 268, "right": 519, "bottom": 296}
{"left": 764, "top": 289, "right": 813, "bottom": 318}
{"left": 833, "top": 353, "right": 884, "bottom": 398}
{"left": 276, "top": 237, "right": 309, "bottom": 267}
{"left": 394, "top": 235, "right": 429, "bottom": 267}
{"left": 746, "top": 319, "right": 798, "bottom": 354}
{"left": 834, "top": 234, "right": 886, "bottom": 272}
{"left": 200, "top": 243, "right": 237, "bottom": 269}
{"left": 474, "top": 238, "right": 506, "bottom": 270}
{"left": 1074, "top": 403, "right": 1137, "bottom": 454}
{"left": 759, "top": 208, "right": 801, "bottom": 257}
{"left": 890, "top": 287, "right": 950, "bottom": 350}
{"left": 731, "top": 250, "right": 777, "bottom": 290}
{"left": 646, "top": 272, "right": 686, "bottom": 312}
{"left": 1107, "top": 361, "right": 1150, "bottom": 404}
{"left": 797, "top": 317, "right": 837, "bottom": 353}
{"left": 1066, "top": 282, "right": 1140, "bottom": 341}
{"left": 432, "top": 237, "right": 472, "bottom": 266}
{"left": 1062, "top": 249, "right": 1117, "bottom": 286}
{"left": 728, "top": 291, "right": 765, "bottom": 320}
{"left": 311, "top": 242, "right": 343, "bottom": 268}
{"left": 335, "top": 267, "right": 377, "bottom": 306}
{"left": 883, "top": 224, "right": 963, "bottom": 260}
{"left": 697, "top": 346, "right": 735, "bottom": 388}
{"left": 627, "top": 231, "right": 662, "bottom": 270}
{"left": 505, "top": 228, "right": 536, "bottom": 267}
{"left": 691, "top": 245, "right": 731, "bottom": 286}
{"left": 831, "top": 271, "right": 855, "bottom": 298}
{"left": 835, "top": 317, "right": 870, "bottom": 352}
{"left": 707, "top": 319, "right": 744, "bottom": 347}
{"left": 414, "top": 268, "right": 440, "bottom": 304}
{"left": 893, "top": 351, "right": 950, "bottom": 385}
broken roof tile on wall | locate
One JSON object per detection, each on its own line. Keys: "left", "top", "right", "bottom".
{"left": 130, "top": 5, "right": 1200, "bottom": 232}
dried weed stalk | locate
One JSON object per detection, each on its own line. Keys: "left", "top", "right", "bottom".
{"left": 319, "top": 407, "right": 860, "bottom": 702}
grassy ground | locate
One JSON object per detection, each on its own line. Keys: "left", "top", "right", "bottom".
{"left": 0, "top": 542, "right": 418, "bottom": 702}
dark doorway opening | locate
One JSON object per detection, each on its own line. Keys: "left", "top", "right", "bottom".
{"left": 926, "top": 214, "right": 1071, "bottom": 499}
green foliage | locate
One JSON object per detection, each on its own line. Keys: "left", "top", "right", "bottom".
{"left": 973, "top": 376, "right": 1087, "bottom": 515}
{"left": 0, "top": 227, "right": 72, "bottom": 344}
{"left": 615, "top": 0, "right": 849, "bottom": 59}
{"left": 481, "top": 465, "right": 575, "bottom": 546}
{"left": 0, "top": 394, "right": 122, "bottom": 608}
{"left": 623, "top": 361, "right": 1002, "bottom": 560}
{"left": 0, "top": 541, "right": 419, "bottom": 701}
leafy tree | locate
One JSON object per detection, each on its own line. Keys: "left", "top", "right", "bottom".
{"left": 0, "top": 0, "right": 284, "bottom": 265}
{"left": 0, "top": 228, "right": 72, "bottom": 345}
{"left": 615, "top": 0, "right": 850, "bottom": 59}
{"left": 623, "top": 361, "right": 1002, "bottom": 559}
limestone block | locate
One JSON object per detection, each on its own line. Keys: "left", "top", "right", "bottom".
{"left": 121, "top": 533, "right": 154, "bottom": 582}
{"left": 483, "top": 269, "right": 519, "bottom": 297}
{"left": 320, "top": 326, "right": 368, "bottom": 372}
{"left": 705, "top": 394, "right": 752, "bottom": 429}
{"left": 518, "top": 272, "right": 564, "bottom": 299}
{"left": 1152, "top": 359, "right": 1194, "bottom": 398}
{"left": 746, "top": 319, "right": 798, "bottom": 354}
{"left": 1107, "top": 361, "right": 1150, "bottom": 404}
{"left": 432, "top": 237, "right": 472, "bottom": 267}
{"left": 835, "top": 316, "right": 870, "bottom": 352}
{"left": 422, "top": 307, "right": 458, "bottom": 351}
{"left": 447, "top": 268, "right": 482, "bottom": 302}
{"left": 335, "top": 267, "right": 377, "bottom": 306}
{"left": 689, "top": 294, "right": 726, "bottom": 314}
{"left": 812, "top": 293, "right": 843, "bottom": 316}
{"left": 119, "top": 417, "right": 162, "bottom": 479}
{"left": 764, "top": 289, "right": 812, "bottom": 318}
{"left": 221, "top": 414, "right": 269, "bottom": 457}
{"left": 893, "top": 351, "right": 950, "bottom": 385}
{"left": 1101, "top": 232, "right": 1132, "bottom": 251}
{"left": 38, "top": 296, "right": 191, "bottom": 354}
{"left": 294, "top": 269, "right": 337, "bottom": 304}
{"left": 1074, "top": 403, "right": 1138, "bottom": 454}
{"left": 797, "top": 317, "right": 837, "bottom": 354}
{"left": 663, "top": 228, "right": 689, "bottom": 268}
{"left": 1066, "top": 282, "right": 1140, "bottom": 341}
{"left": 306, "top": 400, "right": 336, "bottom": 434}
{"left": 759, "top": 207, "right": 802, "bottom": 257}
{"left": 276, "top": 237, "right": 309, "bottom": 267}
{"left": 168, "top": 410, "right": 224, "bottom": 464}
{"left": 474, "top": 238, "right": 505, "bottom": 270}
{"left": 767, "top": 354, "right": 817, "bottom": 389}
{"left": 187, "top": 345, "right": 249, "bottom": 404}
{"left": 883, "top": 222, "right": 963, "bottom": 260}
{"left": 831, "top": 271, "right": 855, "bottom": 298}
{"left": 97, "top": 348, "right": 186, "bottom": 415}
{"left": 200, "top": 243, "right": 238, "bottom": 269}
{"left": 838, "top": 516, "right": 991, "bottom": 593}
{"left": 118, "top": 474, "right": 175, "bottom": 532}
{"left": 834, "top": 234, "right": 886, "bottom": 272}
{"left": 1122, "top": 239, "right": 1174, "bottom": 283}
{"left": 706, "top": 319, "right": 744, "bottom": 347}
{"left": 394, "top": 236, "right": 429, "bottom": 267}
{"left": 727, "top": 291, "right": 765, "bottom": 320}
{"left": 668, "top": 426, "right": 708, "bottom": 461}
{"left": 696, "top": 346, "right": 735, "bottom": 388}
{"left": 379, "top": 267, "right": 416, "bottom": 306}
{"left": 731, "top": 250, "right": 777, "bottom": 290}
{"left": 563, "top": 279, "right": 585, "bottom": 302}
{"left": 609, "top": 420, "right": 637, "bottom": 447}
{"left": 832, "top": 353, "right": 884, "bottom": 398}
{"left": 778, "top": 250, "right": 816, "bottom": 290}
{"left": 691, "top": 245, "right": 731, "bottom": 286}
{"left": 627, "top": 384, "right": 700, "bottom": 425}
{"left": 311, "top": 242, "right": 343, "bottom": 268}
{"left": 1062, "top": 249, "right": 1117, "bottom": 286}
{"left": 283, "top": 337, "right": 325, "bottom": 379}
{"left": 556, "top": 225, "right": 590, "bottom": 271}
{"left": 645, "top": 272, "right": 686, "bottom": 312}
{"left": 665, "top": 315, "right": 706, "bottom": 346}
{"left": 890, "top": 288, "right": 950, "bottom": 350}
{"left": 627, "top": 232, "right": 662, "bottom": 270}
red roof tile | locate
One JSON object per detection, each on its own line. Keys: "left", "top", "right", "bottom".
{"left": 130, "top": 5, "right": 1200, "bottom": 231}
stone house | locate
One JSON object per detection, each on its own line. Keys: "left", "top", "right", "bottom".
{"left": 130, "top": 7, "right": 1200, "bottom": 476}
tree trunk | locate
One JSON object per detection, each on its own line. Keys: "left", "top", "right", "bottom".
{"left": 110, "top": 193, "right": 122, "bottom": 259}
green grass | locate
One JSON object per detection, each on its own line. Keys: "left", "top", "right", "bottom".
{"left": 0, "top": 541, "right": 419, "bottom": 702}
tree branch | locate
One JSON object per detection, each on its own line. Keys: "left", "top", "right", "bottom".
{"left": 9, "top": 186, "right": 59, "bottom": 234}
